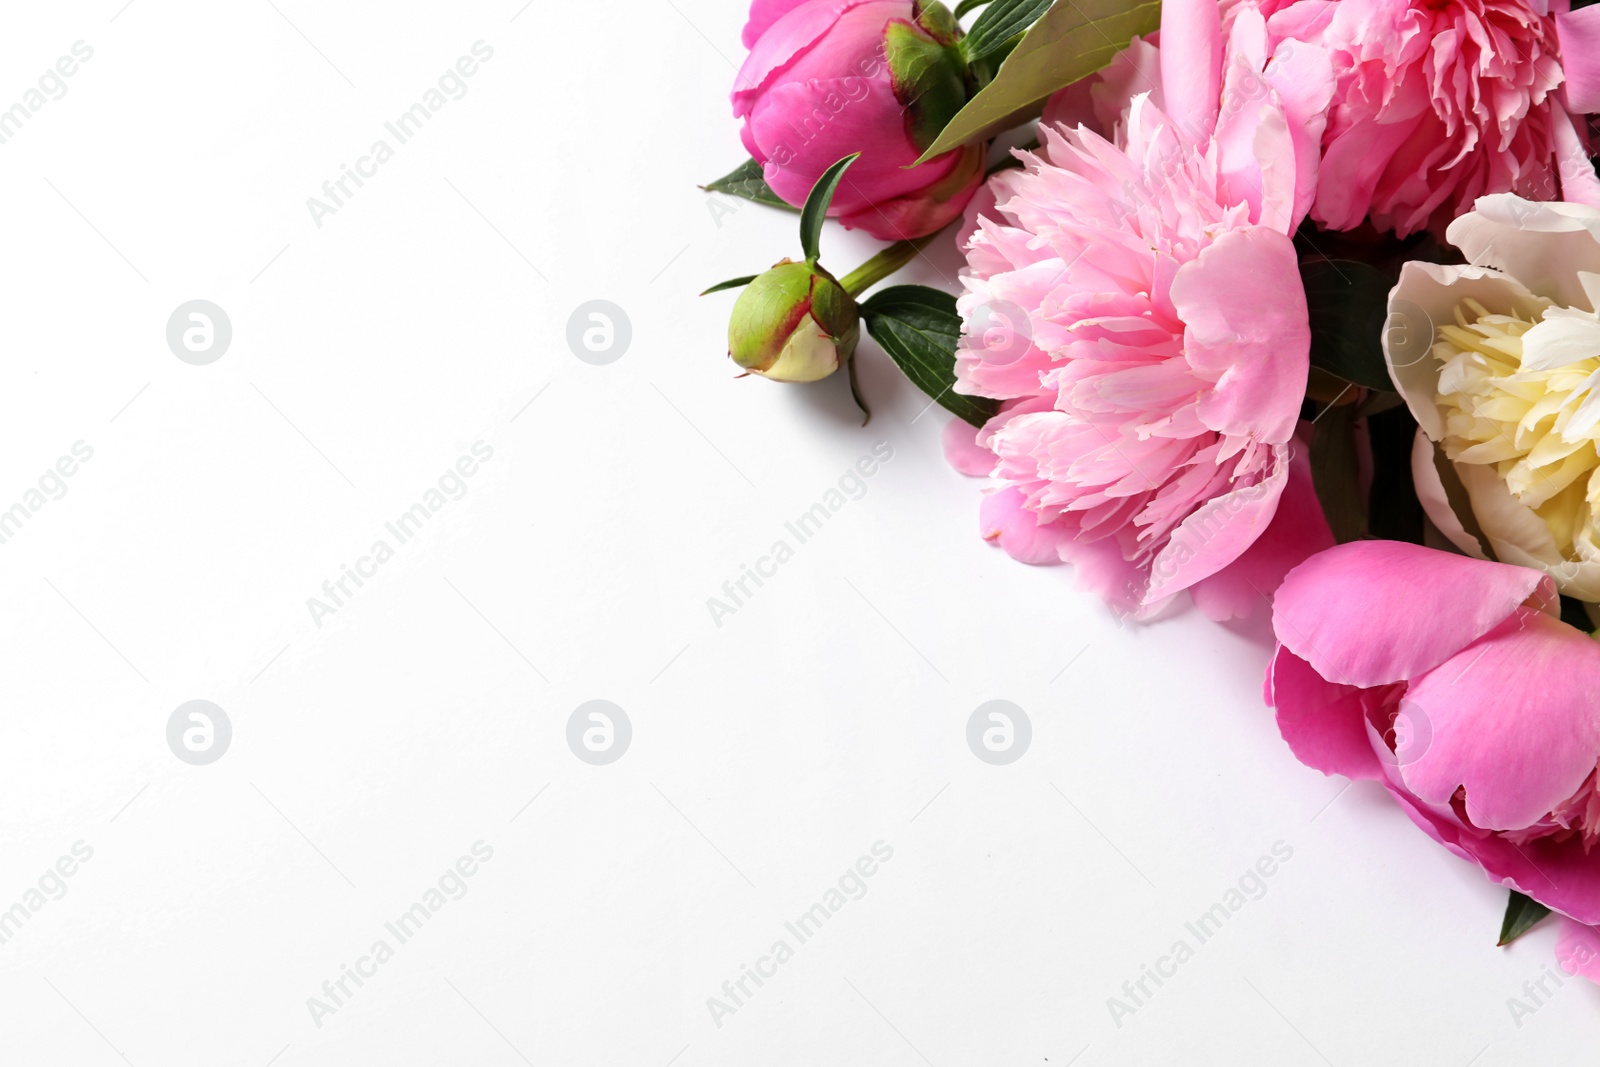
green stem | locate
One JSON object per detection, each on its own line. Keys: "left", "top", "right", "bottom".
{"left": 839, "top": 232, "right": 938, "bottom": 297}
{"left": 846, "top": 354, "right": 871, "bottom": 426}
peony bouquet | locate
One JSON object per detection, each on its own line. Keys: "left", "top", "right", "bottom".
{"left": 701, "top": 0, "right": 1600, "bottom": 980}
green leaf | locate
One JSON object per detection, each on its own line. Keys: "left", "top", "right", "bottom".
{"left": 1560, "top": 595, "right": 1595, "bottom": 632}
{"left": 1310, "top": 400, "right": 1366, "bottom": 544}
{"left": 800, "top": 153, "right": 860, "bottom": 265}
{"left": 1300, "top": 258, "right": 1400, "bottom": 393}
{"left": 954, "top": 0, "right": 995, "bottom": 16}
{"left": 917, "top": 0, "right": 1161, "bottom": 162}
{"left": 700, "top": 275, "right": 758, "bottom": 296}
{"left": 700, "top": 159, "right": 794, "bottom": 211}
{"left": 860, "top": 285, "right": 999, "bottom": 427}
{"left": 962, "top": 0, "right": 1056, "bottom": 62}
{"left": 1499, "top": 890, "right": 1553, "bottom": 946}
{"left": 1365, "top": 404, "right": 1426, "bottom": 545}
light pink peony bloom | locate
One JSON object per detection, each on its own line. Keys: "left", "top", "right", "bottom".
{"left": 1268, "top": 539, "right": 1600, "bottom": 978}
{"left": 947, "top": 0, "right": 1335, "bottom": 618}
{"left": 732, "top": 0, "right": 983, "bottom": 240}
{"left": 1262, "top": 0, "right": 1600, "bottom": 236}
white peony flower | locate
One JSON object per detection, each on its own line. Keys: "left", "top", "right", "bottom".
{"left": 1386, "top": 194, "right": 1600, "bottom": 601}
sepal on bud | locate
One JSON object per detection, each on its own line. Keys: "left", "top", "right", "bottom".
{"left": 727, "top": 260, "right": 860, "bottom": 383}
{"left": 886, "top": 3, "right": 971, "bottom": 153}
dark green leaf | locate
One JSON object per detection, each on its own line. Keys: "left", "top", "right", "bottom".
{"left": 962, "top": 0, "right": 1055, "bottom": 62}
{"left": 1300, "top": 258, "right": 1400, "bottom": 393}
{"left": 1560, "top": 595, "right": 1595, "bottom": 632}
{"left": 860, "top": 285, "right": 999, "bottom": 427}
{"left": 700, "top": 159, "right": 794, "bottom": 211}
{"left": 954, "top": 0, "right": 995, "bottom": 16}
{"left": 800, "top": 154, "right": 860, "bottom": 265}
{"left": 918, "top": 0, "right": 1161, "bottom": 161}
{"left": 1365, "top": 403, "right": 1425, "bottom": 545}
{"left": 1310, "top": 401, "right": 1366, "bottom": 544}
{"left": 700, "top": 275, "right": 758, "bottom": 296}
{"left": 1499, "top": 890, "right": 1553, "bottom": 946}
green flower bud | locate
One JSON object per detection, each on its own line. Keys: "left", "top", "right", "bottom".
{"left": 728, "top": 260, "right": 860, "bottom": 383}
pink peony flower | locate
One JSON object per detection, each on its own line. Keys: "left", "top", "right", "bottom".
{"left": 1268, "top": 539, "right": 1600, "bottom": 977}
{"left": 1263, "top": 0, "right": 1600, "bottom": 236}
{"left": 731, "top": 0, "right": 983, "bottom": 240}
{"left": 947, "top": 0, "right": 1335, "bottom": 618}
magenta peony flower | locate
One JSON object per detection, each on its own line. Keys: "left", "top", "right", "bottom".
{"left": 1263, "top": 0, "right": 1600, "bottom": 236}
{"left": 1268, "top": 541, "right": 1600, "bottom": 949}
{"left": 947, "top": 0, "right": 1335, "bottom": 618}
{"left": 731, "top": 0, "right": 983, "bottom": 240}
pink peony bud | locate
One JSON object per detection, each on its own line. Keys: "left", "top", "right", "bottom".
{"left": 731, "top": 0, "right": 983, "bottom": 241}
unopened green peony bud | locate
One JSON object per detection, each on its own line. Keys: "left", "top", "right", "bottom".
{"left": 727, "top": 259, "right": 860, "bottom": 383}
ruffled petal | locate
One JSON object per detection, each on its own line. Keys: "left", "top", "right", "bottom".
{"left": 1170, "top": 227, "right": 1309, "bottom": 444}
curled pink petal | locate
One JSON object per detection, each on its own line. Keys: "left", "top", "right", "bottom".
{"left": 979, "top": 487, "right": 1069, "bottom": 565}
{"left": 942, "top": 417, "right": 996, "bottom": 477}
{"left": 1400, "top": 609, "right": 1600, "bottom": 830}
{"left": 1272, "top": 541, "right": 1554, "bottom": 688}
{"left": 1190, "top": 435, "right": 1334, "bottom": 620}
{"left": 1268, "top": 647, "right": 1387, "bottom": 780}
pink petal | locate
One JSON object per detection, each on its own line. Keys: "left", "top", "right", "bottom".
{"left": 745, "top": 77, "right": 954, "bottom": 210}
{"left": 1556, "top": 919, "right": 1600, "bottom": 982}
{"left": 835, "top": 146, "right": 982, "bottom": 240}
{"left": 732, "top": 0, "right": 891, "bottom": 105}
{"left": 1272, "top": 541, "right": 1555, "bottom": 688}
{"left": 1191, "top": 436, "right": 1334, "bottom": 620}
{"left": 943, "top": 416, "right": 996, "bottom": 477}
{"left": 1386, "top": 790, "right": 1600, "bottom": 925}
{"left": 1558, "top": 6, "right": 1600, "bottom": 113}
{"left": 1554, "top": 105, "right": 1600, "bottom": 211}
{"left": 1399, "top": 608, "right": 1600, "bottom": 830}
{"left": 1158, "top": 0, "right": 1222, "bottom": 140}
{"left": 1268, "top": 646, "right": 1386, "bottom": 780}
{"left": 1169, "top": 227, "right": 1309, "bottom": 444}
{"left": 979, "top": 486, "right": 1070, "bottom": 565}
{"left": 742, "top": 0, "right": 812, "bottom": 48}
{"left": 1144, "top": 444, "right": 1290, "bottom": 603}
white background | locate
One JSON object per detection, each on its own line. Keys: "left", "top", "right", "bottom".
{"left": 0, "top": 1, "right": 1593, "bottom": 1064}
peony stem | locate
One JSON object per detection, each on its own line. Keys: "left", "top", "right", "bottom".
{"left": 839, "top": 232, "right": 940, "bottom": 297}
